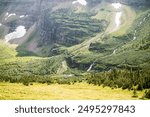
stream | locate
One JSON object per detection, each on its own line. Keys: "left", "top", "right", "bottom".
{"left": 87, "top": 2, "right": 123, "bottom": 72}
{"left": 133, "top": 13, "right": 150, "bottom": 40}
{"left": 87, "top": 62, "right": 95, "bottom": 72}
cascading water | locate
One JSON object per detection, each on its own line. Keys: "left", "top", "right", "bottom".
{"left": 87, "top": 2, "right": 123, "bottom": 72}
{"left": 112, "top": 3, "right": 122, "bottom": 29}
{"left": 87, "top": 62, "right": 95, "bottom": 72}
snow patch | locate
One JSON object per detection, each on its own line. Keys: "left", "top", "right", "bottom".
{"left": 5, "top": 26, "right": 26, "bottom": 42}
{"left": 8, "top": 13, "right": 16, "bottom": 18}
{"left": 5, "top": 12, "right": 16, "bottom": 20}
{"left": 72, "top": 0, "right": 87, "bottom": 6}
{"left": 112, "top": 3, "right": 122, "bottom": 9}
{"left": 20, "top": 15, "right": 25, "bottom": 18}
{"left": 5, "top": 12, "right": 9, "bottom": 16}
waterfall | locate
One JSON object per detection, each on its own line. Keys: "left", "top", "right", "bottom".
{"left": 113, "top": 49, "right": 117, "bottom": 54}
{"left": 111, "top": 3, "right": 122, "bottom": 30}
{"left": 87, "top": 62, "right": 95, "bottom": 72}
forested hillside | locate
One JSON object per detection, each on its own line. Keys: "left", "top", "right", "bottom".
{"left": 0, "top": 0, "right": 150, "bottom": 98}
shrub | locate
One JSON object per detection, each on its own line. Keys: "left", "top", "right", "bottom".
{"left": 86, "top": 69, "right": 150, "bottom": 90}
{"left": 132, "top": 86, "right": 138, "bottom": 98}
{"left": 22, "top": 81, "right": 30, "bottom": 86}
{"left": 144, "top": 90, "right": 150, "bottom": 99}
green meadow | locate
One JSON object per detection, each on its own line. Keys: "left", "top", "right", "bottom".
{"left": 0, "top": 82, "right": 145, "bottom": 100}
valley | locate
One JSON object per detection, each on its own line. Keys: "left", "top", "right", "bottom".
{"left": 0, "top": 0, "right": 150, "bottom": 100}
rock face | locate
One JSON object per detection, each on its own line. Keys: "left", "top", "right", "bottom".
{"left": 39, "top": 8, "right": 108, "bottom": 47}
{"left": 1, "top": 0, "right": 108, "bottom": 46}
{"left": 0, "top": 0, "right": 40, "bottom": 35}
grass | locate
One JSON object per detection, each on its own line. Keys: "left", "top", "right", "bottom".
{"left": 0, "top": 82, "right": 145, "bottom": 100}
{"left": 0, "top": 40, "right": 17, "bottom": 60}
{"left": 0, "top": 40, "right": 65, "bottom": 76}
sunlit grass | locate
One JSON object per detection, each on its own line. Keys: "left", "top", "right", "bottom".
{"left": 0, "top": 82, "right": 144, "bottom": 100}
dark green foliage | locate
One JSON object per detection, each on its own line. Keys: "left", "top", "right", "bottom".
{"left": 39, "top": 8, "right": 108, "bottom": 47}
{"left": 16, "top": 50, "right": 38, "bottom": 57}
{"left": 0, "top": 73, "right": 82, "bottom": 85}
{"left": 89, "top": 33, "right": 133, "bottom": 54}
{"left": 86, "top": 69, "right": 150, "bottom": 90}
{"left": 56, "top": 77, "right": 82, "bottom": 85}
{"left": 23, "top": 81, "right": 29, "bottom": 86}
{"left": 132, "top": 86, "right": 138, "bottom": 98}
{"left": 89, "top": 43, "right": 112, "bottom": 53}
{"left": 144, "top": 89, "right": 150, "bottom": 99}
{"left": 0, "top": 55, "right": 64, "bottom": 76}
{"left": 48, "top": 44, "right": 66, "bottom": 57}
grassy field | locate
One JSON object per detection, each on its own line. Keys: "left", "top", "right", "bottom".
{"left": 0, "top": 82, "right": 145, "bottom": 100}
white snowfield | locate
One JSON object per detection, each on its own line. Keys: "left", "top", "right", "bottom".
{"left": 5, "top": 26, "right": 26, "bottom": 42}
{"left": 72, "top": 0, "right": 87, "bottom": 6}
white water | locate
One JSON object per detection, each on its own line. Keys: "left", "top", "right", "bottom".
{"left": 112, "top": 3, "right": 122, "bottom": 28}
{"left": 72, "top": 0, "right": 87, "bottom": 6}
{"left": 115, "top": 12, "right": 122, "bottom": 27}
{"left": 140, "top": 21, "right": 142, "bottom": 24}
{"left": 5, "top": 26, "right": 26, "bottom": 42}
{"left": 133, "top": 30, "right": 137, "bottom": 40}
{"left": 134, "top": 30, "right": 136, "bottom": 36}
{"left": 87, "top": 3, "right": 122, "bottom": 71}
{"left": 134, "top": 30, "right": 137, "bottom": 34}
{"left": 133, "top": 13, "right": 150, "bottom": 41}
{"left": 133, "top": 36, "right": 136, "bottom": 40}
{"left": 113, "top": 49, "right": 117, "bottom": 54}
{"left": 87, "top": 62, "right": 94, "bottom": 72}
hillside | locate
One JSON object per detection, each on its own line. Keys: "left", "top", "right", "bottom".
{"left": 0, "top": 41, "right": 66, "bottom": 81}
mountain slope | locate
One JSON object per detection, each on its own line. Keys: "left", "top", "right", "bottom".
{"left": 66, "top": 6, "right": 150, "bottom": 72}
{"left": 0, "top": 41, "right": 66, "bottom": 81}
{"left": 0, "top": 0, "right": 150, "bottom": 78}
